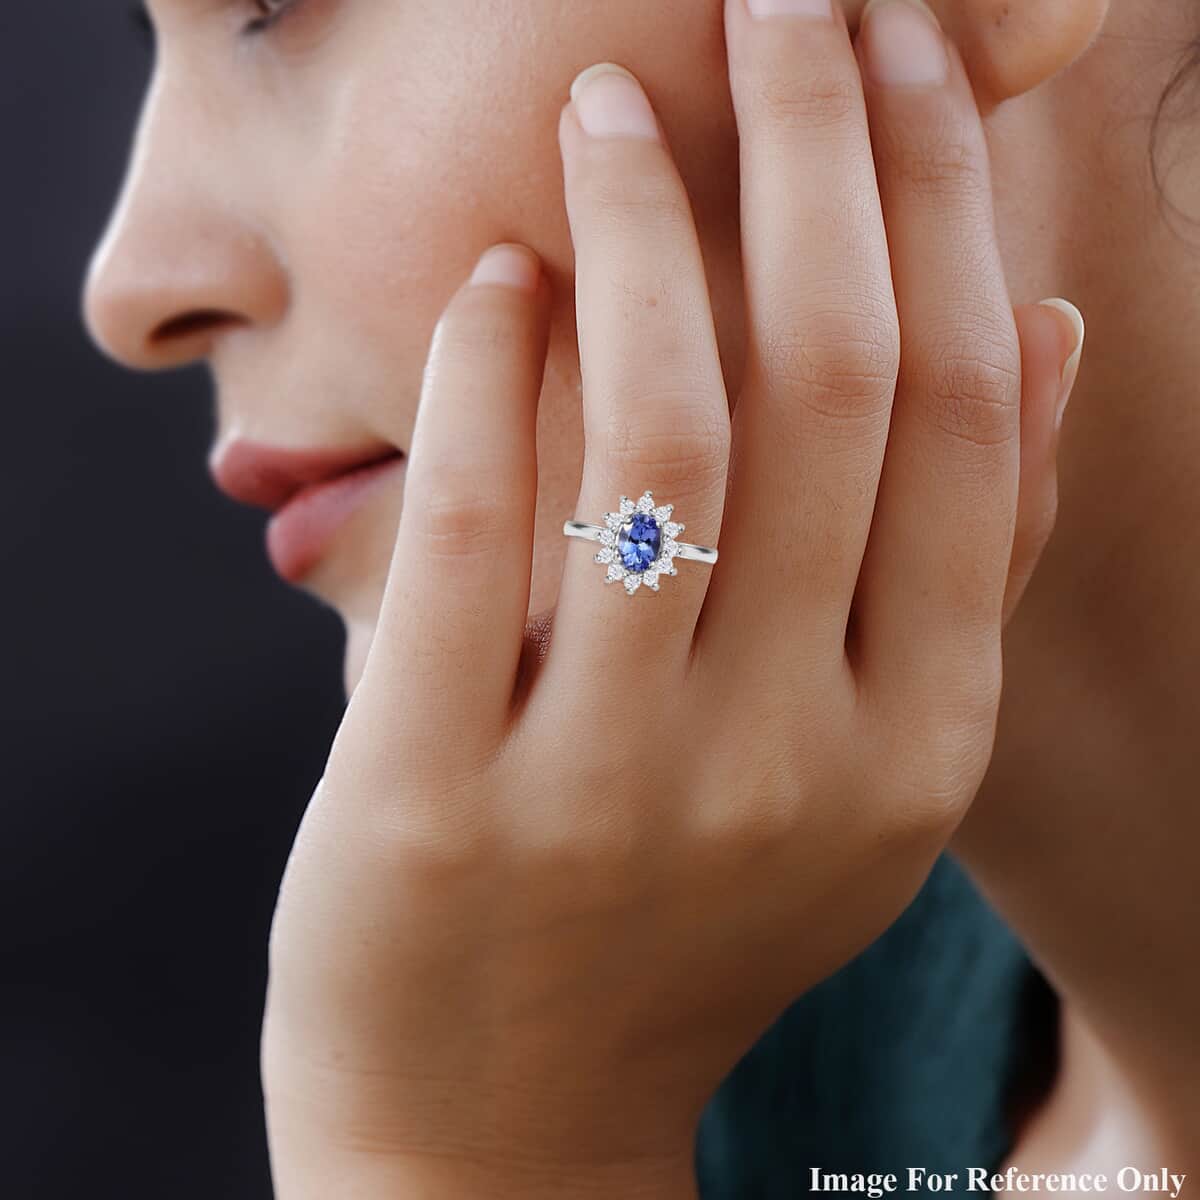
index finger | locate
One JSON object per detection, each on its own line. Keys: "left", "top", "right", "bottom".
{"left": 342, "top": 244, "right": 551, "bottom": 782}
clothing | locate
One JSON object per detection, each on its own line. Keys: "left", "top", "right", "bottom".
{"left": 694, "top": 854, "right": 1057, "bottom": 1196}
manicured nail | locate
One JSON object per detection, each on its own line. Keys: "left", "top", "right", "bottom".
{"left": 861, "top": 0, "right": 948, "bottom": 87}
{"left": 469, "top": 244, "right": 540, "bottom": 291}
{"left": 1037, "top": 298, "right": 1085, "bottom": 428}
{"left": 746, "top": 0, "right": 834, "bottom": 20}
{"left": 569, "top": 63, "right": 661, "bottom": 141}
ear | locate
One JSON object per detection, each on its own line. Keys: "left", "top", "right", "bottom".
{"left": 957, "top": 0, "right": 1110, "bottom": 106}
{"left": 850, "top": 0, "right": 1111, "bottom": 109}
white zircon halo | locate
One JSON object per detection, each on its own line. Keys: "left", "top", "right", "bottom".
{"left": 597, "top": 490, "right": 684, "bottom": 595}
{"left": 561, "top": 488, "right": 719, "bottom": 598}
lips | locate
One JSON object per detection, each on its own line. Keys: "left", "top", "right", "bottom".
{"left": 209, "top": 439, "right": 406, "bottom": 583}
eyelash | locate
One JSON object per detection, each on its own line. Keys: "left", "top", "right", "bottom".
{"left": 244, "top": 0, "right": 300, "bottom": 34}
{"left": 129, "top": 1, "right": 301, "bottom": 43}
{"left": 130, "top": 3, "right": 153, "bottom": 44}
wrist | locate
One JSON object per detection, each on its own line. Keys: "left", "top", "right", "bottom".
{"left": 263, "top": 1008, "right": 705, "bottom": 1200}
{"left": 264, "top": 1044, "right": 700, "bottom": 1200}
{"left": 268, "top": 1136, "right": 699, "bottom": 1200}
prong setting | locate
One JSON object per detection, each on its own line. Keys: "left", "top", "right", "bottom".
{"left": 592, "top": 490, "right": 685, "bottom": 596}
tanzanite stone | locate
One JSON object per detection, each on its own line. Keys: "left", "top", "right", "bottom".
{"left": 617, "top": 513, "right": 661, "bottom": 573}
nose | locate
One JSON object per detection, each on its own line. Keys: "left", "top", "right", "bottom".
{"left": 83, "top": 83, "right": 288, "bottom": 370}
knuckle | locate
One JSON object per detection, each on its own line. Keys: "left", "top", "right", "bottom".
{"left": 923, "top": 710, "right": 997, "bottom": 816}
{"left": 684, "top": 770, "right": 800, "bottom": 874}
{"left": 880, "top": 113, "right": 986, "bottom": 203}
{"left": 756, "top": 301, "right": 900, "bottom": 422}
{"left": 724, "top": 752, "right": 810, "bottom": 851}
{"left": 434, "top": 290, "right": 528, "bottom": 362}
{"left": 883, "top": 647, "right": 1004, "bottom": 829}
{"left": 750, "top": 62, "right": 864, "bottom": 135}
{"left": 322, "top": 746, "right": 501, "bottom": 874}
{"left": 499, "top": 767, "right": 663, "bottom": 913}
{"left": 405, "top": 479, "right": 514, "bottom": 561}
{"left": 915, "top": 330, "right": 1021, "bottom": 450}
{"left": 384, "top": 798, "right": 499, "bottom": 883}
{"left": 583, "top": 165, "right": 692, "bottom": 236}
{"left": 602, "top": 395, "right": 730, "bottom": 486}
{"left": 882, "top": 715, "right": 996, "bottom": 840}
{"left": 687, "top": 696, "right": 838, "bottom": 852}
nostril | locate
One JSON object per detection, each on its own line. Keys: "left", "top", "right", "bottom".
{"left": 82, "top": 212, "right": 288, "bottom": 369}
{"left": 150, "top": 308, "right": 242, "bottom": 346}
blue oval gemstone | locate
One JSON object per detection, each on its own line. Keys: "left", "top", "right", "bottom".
{"left": 617, "top": 513, "right": 661, "bottom": 573}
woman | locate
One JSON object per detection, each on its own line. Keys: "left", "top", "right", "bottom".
{"left": 84, "top": 0, "right": 1198, "bottom": 1193}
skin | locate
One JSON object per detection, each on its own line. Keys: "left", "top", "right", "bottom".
{"left": 84, "top": 0, "right": 1199, "bottom": 1192}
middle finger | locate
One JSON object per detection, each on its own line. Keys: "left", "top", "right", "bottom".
{"left": 700, "top": 0, "right": 900, "bottom": 667}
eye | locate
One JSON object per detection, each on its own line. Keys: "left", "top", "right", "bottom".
{"left": 130, "top": 2, "right": 154, "bottom": 45}
{"left": 245, "top": 0, "right": 300, "bottom": 34}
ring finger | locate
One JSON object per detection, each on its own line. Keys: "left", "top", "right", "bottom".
{"left": 539, "top": 64, "right": 732, "bottom": 698}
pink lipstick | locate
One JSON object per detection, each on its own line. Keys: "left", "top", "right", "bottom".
{"left": 209, "top": 440, "right": 405, "bottom": 583}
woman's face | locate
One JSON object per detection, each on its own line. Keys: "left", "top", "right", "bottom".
{"left": 87, "top": 0, "right": 767, "bottom": 689}
{"left": 82, "top": 0, "right": 1124, "bottom": 692}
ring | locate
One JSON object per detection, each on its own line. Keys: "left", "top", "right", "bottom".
{"left": 562, "top": 489, "right": 718, "bottom": 595}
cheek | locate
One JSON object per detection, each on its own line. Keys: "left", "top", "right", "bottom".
{"left": 266, "top": 0, "right": 743, "bottom": 639}
{"left": 291, "top": 16, "right": 575, "bottom": 353}
{"left": 279, "top": 27, "right": 589, "bottom": 612}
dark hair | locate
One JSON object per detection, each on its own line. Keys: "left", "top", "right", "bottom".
{"left": 1151, "top": 35, "right": 1200, "bottom": 224}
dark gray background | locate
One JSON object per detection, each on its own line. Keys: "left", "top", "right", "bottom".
{"left": 2, "top": 6, "right": 347, "bottom": 1195}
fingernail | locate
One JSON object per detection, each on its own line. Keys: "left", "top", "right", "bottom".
{"left": 746, "top": 0, "right": 834, "bottom": 20}
{"left": 861, "top": 0, "right": 948, "bottom": 87}
{"left": 469, "top": 244, "right": 540, "bottom": 292}
{"left": 1037, "top": 298, "right": 1086, "bottom": 429}
{"left": 569, "top": 63, "right": 661, "bottom": 141}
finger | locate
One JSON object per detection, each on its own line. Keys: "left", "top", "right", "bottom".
{"left": 342, "top": 244, "right": 551, "bottom": 779}
{"left": 539, "top": 65, "right": 731, "bottom": 699}
{"left": 1001, "top": 299, "right": 1085, "bottom": 626}
{"left": 849, "top": 0, "right": 1023, "bottom": 704}
{"left": 700, "top": 0, "right": 900, "bottom": 669}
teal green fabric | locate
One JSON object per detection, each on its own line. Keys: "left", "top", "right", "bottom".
{"left": 694, "top": 854, "right": 1053, "bottom": 1195}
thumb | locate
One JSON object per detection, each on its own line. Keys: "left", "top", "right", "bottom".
{"left": 1001, "top": 297, "right": 1085, "bottom": 627}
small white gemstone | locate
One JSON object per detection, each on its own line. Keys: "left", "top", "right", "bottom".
{"left": 636, "top": 492, "right": 655, "bottom": 513}
{"left": 624, "top": 574, "right": 642, "bottom": 593}
{"left": 606, "top": 563, "right": 625, "bottom": 582}
{"left": 664, "top": 539, "right": 680, "bottom": 557}
{"left": 595, "top": 548, "right": 614, "bottom": 564}
{"left": 619, "top": 496, "right": 635, "bottom": 516}
{"left": 644, "top": 571, "right": 660, "bottom": 589}
{"left": 600, "top": 529, "right": 616, "bottom": 546}
{"left": 653, "top": 504, "right": 673, "bottom": 521}
{"left": 664, "top": 521, "right": 684, "bottom": 538}
{"left": 605, "top": 512, "right": 622, "bottom": 530}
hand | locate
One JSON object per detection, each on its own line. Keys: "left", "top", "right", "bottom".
{"left": 261, "top": 1, "right": 1083, "bottom": 1195}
